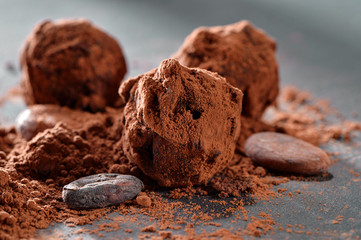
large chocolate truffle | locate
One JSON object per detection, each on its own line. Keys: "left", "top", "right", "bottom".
{"left": 20, "top": 19, "right": 127, "bottom": 111}
{"left": 173, "top": 20, "right": 279, "bottom": 120}
{"left": 119, "top": 59, "right": 243, "bottom": 187}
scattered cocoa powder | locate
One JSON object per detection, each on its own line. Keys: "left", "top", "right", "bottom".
{"left": 210, "top": 155, "right": 287, "bottom": 198}
{"left": 1, "top": 84, "right": 360, "bottom": 239}
{"left": 244, "top": 213, "right": 275, "bottom": 237}
{"left": 264, "top": 86, "right": 361, "bottom": 145}
{"left": 168, "top": 186, "right": 207, "bottom": 200}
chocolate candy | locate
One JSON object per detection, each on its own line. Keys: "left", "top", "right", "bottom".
{"left": 174, "top": 21, "right": 279, "bottom": 120}
{"left": 21, "top": 19, "right": 127, "bottom": 111}
{"left": 62, "top": 173, "right": 144, "bottom": 209}
{"left": 119, "top": 59, "right": 243, "bottom": 187}
{"left": 244, "top": 132, "right": 331, "bottom": 175}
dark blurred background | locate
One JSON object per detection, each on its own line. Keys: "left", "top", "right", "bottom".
{"left": 1, "top": 0, "right": 360, "bottom": 121}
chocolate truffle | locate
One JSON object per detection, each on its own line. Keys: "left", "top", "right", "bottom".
{"left": 173, "top": 20, "right": 279, "bottom": 120}
{"left": 20, "top": 19, "right": 127, "bottom": 111}
{"left": 119, "top": 59, "right": 243, "bottom": 187}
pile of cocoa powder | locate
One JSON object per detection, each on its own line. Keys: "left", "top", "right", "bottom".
{"left": 1, "top": 19, "right": 361, "bottom": 240}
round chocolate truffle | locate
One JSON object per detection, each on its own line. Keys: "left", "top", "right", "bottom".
{"left": 20, "top": 19, "right": 127, "bottom": 111}
{"left": 119, "top": 59, "right": 243, "bottom": 187}
{"left": 174, "top": 20, "right": 279, "bottom": 120}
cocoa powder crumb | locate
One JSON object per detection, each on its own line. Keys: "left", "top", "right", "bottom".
{"left": 159, "top": 230, "right": 172, "bottom": 239}
{"left": 278, "top": 188, "right": 287, "bottom": 193}
{"left": 136, "top": 193, "right": 152, "bottom": 207}
{"left": 142, "top": 225, "right": 157, "bottom": 232}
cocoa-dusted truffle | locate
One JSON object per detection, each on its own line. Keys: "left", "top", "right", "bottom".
{"left": 119, "top": 59, "right": 243, "bottom": 187}
{"left": 20, "top": 19, "right": 127, "bottom": 112}
{"left": 173, "top": 21, "right": 279, "bottom": 120}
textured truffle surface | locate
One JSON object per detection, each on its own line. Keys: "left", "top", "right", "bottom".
{"left": 119, "top": 59, "right": 243, "bottom": 187}
{"left": 20, "top": 19, "right": 127, "bottom": 111}
{"left": 174, "top": 20, "right": 279, "bottom": 120}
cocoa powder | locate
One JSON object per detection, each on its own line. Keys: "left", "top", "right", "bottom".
{"left": 264, "top": 86, "right": 361, "bottom": 145}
